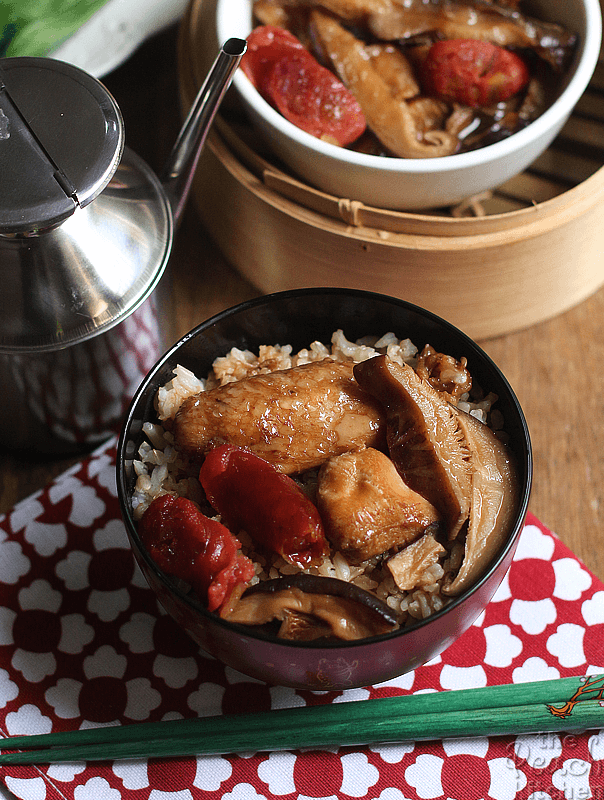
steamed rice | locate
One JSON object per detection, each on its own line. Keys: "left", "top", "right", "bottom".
{"left": 131, "top": 330, "right": 499, "bottom": 626}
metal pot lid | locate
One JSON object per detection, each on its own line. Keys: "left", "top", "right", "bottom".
{"left": 0, "top": 57, "right": 124, "bottom": 234}
{"left": 0, "top": 146, "right": 173, "bottom": 353}
{"left": 0, "top": 58, "right": 172, "bottom": 354}
{"left": 0, "top": 40, "right": 245, "bottom": 352}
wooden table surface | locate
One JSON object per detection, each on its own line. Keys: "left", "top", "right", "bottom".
{"left": 1, "top": 24, "right": 603, "bottom": 585}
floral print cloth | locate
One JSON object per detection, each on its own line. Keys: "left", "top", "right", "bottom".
{"left": 0, "top": 437, "right": 603, "bottom": 800}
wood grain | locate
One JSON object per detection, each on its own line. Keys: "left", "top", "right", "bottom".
{"left": 1, "top": 23, "right": 603, "bottom": 591}
{"left": 481, "top": 287, "right": 604, "bottom": 580}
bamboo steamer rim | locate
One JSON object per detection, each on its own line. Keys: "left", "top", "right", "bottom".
{"left": 206, "top": 117, "right": 603, "bottom": 251}
{"left": 182, "top": 0, "right": 604, "bottom": 244}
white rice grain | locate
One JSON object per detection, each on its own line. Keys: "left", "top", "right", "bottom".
{"left": 156, "top": 365, "right": 205, "bottom": 420}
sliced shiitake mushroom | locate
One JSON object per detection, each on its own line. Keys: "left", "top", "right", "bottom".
{"left": 353, "top": 355, "right": 472, "bottom": 539}
{"left": 442, "top": 409, "right": 519, "bottom": 596}
{"left": 223, "top": 573, "right": 399, "bottom": 641}
{"left": 310, "top": 9, "right": 459, "bottom": 158}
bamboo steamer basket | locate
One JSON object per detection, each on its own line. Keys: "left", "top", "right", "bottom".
{"left": 179, "top": 0, "right": 604, "bottom": 340}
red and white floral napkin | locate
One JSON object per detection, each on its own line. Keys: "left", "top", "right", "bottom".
{"left": 0, "top": 437, "right": 603, "bottom": 800}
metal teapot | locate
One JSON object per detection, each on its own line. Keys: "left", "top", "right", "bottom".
{"left": 0, "top": 38, "right": 246, "bottom": 453}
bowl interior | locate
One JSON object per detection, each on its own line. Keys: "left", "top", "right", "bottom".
{"left": 118, "top": 289, "right": 531, "bottom": 660}
{"left": 216, "top": 0, "right": 601, "bottom": 174}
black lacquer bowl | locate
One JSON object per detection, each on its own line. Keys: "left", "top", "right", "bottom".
{"left": 117, "top": 288, "right": 532, "bottom": 690}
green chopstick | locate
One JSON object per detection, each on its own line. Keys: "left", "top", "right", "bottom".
{"left": 1, "top": 675, "right": 602, "bottom": 765}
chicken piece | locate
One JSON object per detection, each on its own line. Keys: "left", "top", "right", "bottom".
{"left": 387, "top": 534, "right": 446, "bottom": 592}
{"left": 173, "top": 359, "right": 385, "bottom": 474}
{"left": 310, "top": 9, "right": 458, "bottom": 158}
{"left": 317, "top": 447, "right": 441, "bottom": 563}
{"left": 353, "top": 355, "right": 472, "bottom": 539}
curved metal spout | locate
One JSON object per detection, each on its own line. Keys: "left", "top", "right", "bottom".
{"left": 161, "top": 38, "right": 247, "bottom": 225}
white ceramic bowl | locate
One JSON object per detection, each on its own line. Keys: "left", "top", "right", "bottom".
{"left": 216, "top": 0, "right": 602, "bottom": 210}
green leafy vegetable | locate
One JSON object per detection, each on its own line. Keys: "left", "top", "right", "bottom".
{"left": 0, "top": 0, "right": 109, "bottom": 57}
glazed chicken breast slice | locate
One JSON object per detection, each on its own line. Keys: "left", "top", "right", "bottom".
{"left": 173, "top": 359, "right": 385, "bottom": 474}
{"left": 318, "top": 447, "right": 440, "bottom": 563}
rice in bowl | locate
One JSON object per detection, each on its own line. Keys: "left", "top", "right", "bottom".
{"left": 130, "top": 328, "right": 509, "bottom": 636}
